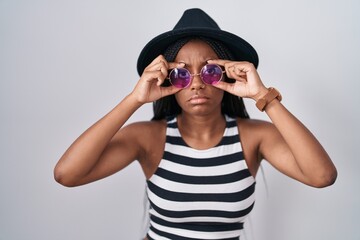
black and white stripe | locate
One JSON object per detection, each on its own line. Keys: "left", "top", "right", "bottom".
{"left": 146, "top": 115, "right": 256, "bottom": 239}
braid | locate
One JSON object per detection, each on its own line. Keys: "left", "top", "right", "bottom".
{"left": 151, "top": 37, "right": 250, "bottom": 120}
{"left": 163, "top": 38, "right": 192, "bottom": 62}
{"left": 199, "top": 37, "right": 235, "bottom": 62}
{"left": 199, "top": 37, "right": 250, "bottom": 119}
{"left": 152, "top": 38, "right": 192, "bottom": 120}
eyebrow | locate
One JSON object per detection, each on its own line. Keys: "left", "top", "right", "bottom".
{"left": 177, "top": 59, "right": 213, "bottom": 67}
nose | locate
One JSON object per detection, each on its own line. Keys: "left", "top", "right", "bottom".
{"left": 190, "top": 73, "right": 205, "bottom": 90}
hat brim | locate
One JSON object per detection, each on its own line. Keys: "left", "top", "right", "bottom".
{"left": 137, "top": 28, "right": 259, "bottom": 75}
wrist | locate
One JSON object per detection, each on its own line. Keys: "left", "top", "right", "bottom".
{"left": 126, "top": 92, "right": 146, "bottom": 108}
{"left": 252, "top": 87, "right": 270, "bottom": 102}
{"left": 255, "top": 87, "right": 282, "bottom": 112}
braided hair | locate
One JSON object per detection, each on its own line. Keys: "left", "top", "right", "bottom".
{"left": 151, "top": 36, "right": 250, "bottom": 120}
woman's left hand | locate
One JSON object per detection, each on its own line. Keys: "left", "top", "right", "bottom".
{"left": 207, "top": 59, "right": 268, "bottom": 101}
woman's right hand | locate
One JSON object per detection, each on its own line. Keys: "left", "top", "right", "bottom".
{"left": 131, "top": 55, "right": 182, "bottom": 104}
{"left": 55, "top": 55, "right": 183, "bottom": 187}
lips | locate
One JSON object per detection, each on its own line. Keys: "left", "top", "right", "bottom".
{"left": 188, "top": 95, "right": 209, "bottom": 104}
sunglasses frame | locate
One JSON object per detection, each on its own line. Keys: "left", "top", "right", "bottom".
{"left": 167, "top": 64, "right": 226, "bottom": 89}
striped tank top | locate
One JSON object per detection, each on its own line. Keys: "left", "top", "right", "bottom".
{"left": 146, "top": 115, "right": 256, "bottom": 240}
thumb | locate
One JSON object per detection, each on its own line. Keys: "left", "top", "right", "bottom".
{"left": 161, "top": 85, "right": 181, "bottom": 97}
{"left": 213, "top": 81, "right": 232, "bottom": 92}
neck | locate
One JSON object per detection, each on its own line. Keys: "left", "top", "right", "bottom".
{"left": 177, "top": 111, "right": 226, "bottom": 138}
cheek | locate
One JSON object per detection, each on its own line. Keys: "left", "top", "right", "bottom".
{"left": 216, "top": 88, "right": 224, "bottom": 96}
{"left": 174, "top": 91, "right": 185, "bottom": 107}
{"left": 212, "top": 88, "right": 225, "bottom": 104}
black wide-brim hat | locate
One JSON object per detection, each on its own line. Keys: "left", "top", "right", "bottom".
{"left": 137, "top": 8, "right": 259, "bottom": 75}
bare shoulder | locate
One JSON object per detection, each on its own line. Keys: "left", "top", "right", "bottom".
{"left": 120, "top": 119, "right": 167, "bottom": 178}
{"left": 236, "top": 118, "right": 275, "bottom": 135}
{"left": 237, "top": 117, "right": 272, "bottom": 127}
{"left": 236, "top": 117, "right": 284, "bottom": 158}
{"left": 235, "top": 118, "right": 276, "bottom": 176}
{"left": 121, "top": 119, "right": 167, "bottom": 142}
{"left": 236, "top": 118, "right": 280, "bottom": 150}
{"left": 236, "top": 117, "right": 276, "bottom": 150}
{"left": 124, "top": 119, "right": 167, "bottom": 131}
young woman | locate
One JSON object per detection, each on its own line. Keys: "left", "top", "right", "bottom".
{"left": 54, "top": 8, "right": 337, "bottom": 239}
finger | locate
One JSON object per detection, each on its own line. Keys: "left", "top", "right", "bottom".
{"left": 234, "top": 66, "right": 247, "bottom": 77}
{"left": 146, "top": 61, "right": 168, "bottom": 72}
{"left": 159, "top": 68, "right": 167, "bottom": 81}
{"left": 144, "top": 65, "right": 168, "bottom": 86}
{"left": 226, "top": 72, "right": 247, "bottom": 83}
{"left": 146, "top": 55, "right": 168, "bottom": 71}
{"left": 161, "top": 85, "right": 181, "bottom": 97}
{"left": 143, "top": 69, "right": 164, "bottom": 84}
{"left": 147, "top": 55, "right": 164, "bottom": 67}
{"left": 207, "top": 59, "right": 232, "bottom": 66}
{"left": 226, "top": 65, "right": 248, "bottom": 79}
{"left": 232, "top": 62, "right": 255, "bottom": 73}
{"left": 212, "top": 81, "right": 235, "bottom": 93}
{"left": 225, "top": 65, "right": 235, "bottom": 78}
{"left": 155, "top": 70, "right": 167, "bottom": 86}
{"left": 234, "top": 76, "right": 248, "bottom": 83}
{"left": 168, "top": 62, "right": 185, "bottom": 69}
{"left": 225, "top": 65, "right": 242, "bottom": 79}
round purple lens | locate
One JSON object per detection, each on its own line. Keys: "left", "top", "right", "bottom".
{"left": 169, "top": 68, "right": 191, "bottom": 88}
{"left": 201, "top": 64, "right": 223, "bottom": 85}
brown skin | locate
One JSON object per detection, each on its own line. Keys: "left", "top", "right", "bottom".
{"left": 54, "top": 39, "right": 337, "bottom": 190}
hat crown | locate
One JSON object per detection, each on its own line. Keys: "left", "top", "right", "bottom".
{"left": 173, "top": 8, "right": 220, "bottom": 30}
{"left": 137, "top": 8, "right": 259, "bottom": 75}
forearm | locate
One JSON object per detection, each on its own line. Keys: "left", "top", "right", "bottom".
{"left": 54, "top": 94, "right": 143, "bottom": 186}
{"left": 264, "top": 99, "right": 337, "bottom": 186}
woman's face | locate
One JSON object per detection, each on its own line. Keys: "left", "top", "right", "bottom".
{"left": 174, "top": 39, "right": 224, "bottom": 116}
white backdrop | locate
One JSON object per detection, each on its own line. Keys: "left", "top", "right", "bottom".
{"left": 1, "top": 0, "right": 359, "bottom": 239}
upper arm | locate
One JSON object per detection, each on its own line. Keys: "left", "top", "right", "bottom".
{"left": 75, "top": 122, "right": 146, "bottom": 185}
{"left": 257, "top": 121, "right": 307, "bottom": 183}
